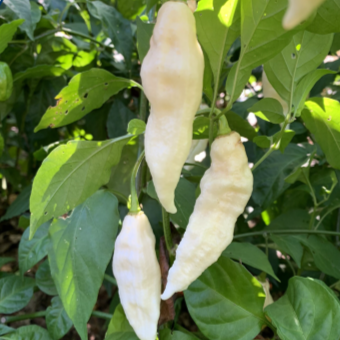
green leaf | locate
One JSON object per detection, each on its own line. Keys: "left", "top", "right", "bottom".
{"left": 0, "top": 276, "right": 35, "bottom": 314}
{"left": 307, "top": 0, "right": 340, "bottom": 34}
{"left": 195, "top": 0, "right": 240, "bottom": 85}
{"left": 0, "top": 19, "right": 25, "bottom": 54}
{"left": 87, "top": 1, "right": 133, "bottom": 65}
{"left": 48, "top": 190, "right": 120, "bottom": 340}
{"left": 253, "top": 144, "right": 311, "bottom": 208}
{"left": 265, "top": 209, "right": 310, "bottom": 267}
{"left": 185, "top": 256, "right": 267, "bottom": 340}
{"left": 4, "top": 325, "right": 53, "bottom": 340}
{"left": 193, "top": 116, "right": 211, "bottom": 140}
{"left": 0, "top": 184, "right": 31, "bottom": 222}
{"left": 136, "top": 18, "right": 154, "bottom": 63}
{"left": 107, "top": 100, "right": 136, "bottom": 138}
{"left": 117, "top": 0, "right": 145, "bottom": 20}
{"left": 18, "top": 223, "right": 50, "bottom": 275}
{"left": 14, "top": 65, "right": 68, "bottom": 83}
{"left": 34, "top": 69, "right": 140, "bottom": 132}
{"left": 270, "top": 235, "right": 304, "bottom": 267}
{"left": 248, "top": 98, "right": 285, "bottom": 124}
{"left": 202, "top": 49, "right": 214, "bottom": 101}
{"left": 159, "top": 329, "right": 199, "bottom": 340}
{"left": 127, "top": 119, "right": 146, "bottom": 136}
{"left": 277, "top": 130, "right": 296, "bottom": 153}
{"left": 0, "top": 324, "right": 14, "bottom": 336}
{"left": 108, "top": 143, "right": 138, "bottom": 203}
{"left": 253, "top": 135, "right": 271, "bottom": 149}
{"left": 29, "top": 135, "right": 130, "bottom": 238}
{"left": 299, "top": 235, "right": 340, "bottom": 279}
{"left": 226, "top": 0, "right": 305, "bottom": 108}
{"left": 264, "top": 30, "right": 334, "bottom": 106}
{"left": 0, "top": 257, "right": 15, "bottom": 267}
{"left": 302, "top": 97, "right": 340, "bottom": 170}
{"left": 225, "top": 111, "right": 257, "bottom": 141}
{"left": 224, "top": 242, "right": 279, "bottom": 281}
{"left": 265, "top": 277, "right": 340, "bottom": 340}
{"left": 147, "top": 178, "right": 196, "bottom": 229}
{"left": 293, "top": 69, "right": 336, "bottom": 117}
{"left": 0, "top": 133, "right": 3, "bottom": 158}
{"left": 3, "top": 0, "right": 33, "bottom": 40}
{"left": 146, "top": 0, "right": 158, "bottom": 12}
{"left": 46, "top": 296, "right": 73, "bottom": 340}
{"left": 36, "top": 260, "right": 58, "bottom": 296}
{"left": 105, "top": 304, "right": 139, "bottom": 340}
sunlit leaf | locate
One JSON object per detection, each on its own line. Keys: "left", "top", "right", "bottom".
{"left": 0, "top": 19, "right": 25, "bottom": 54}
{"left": 34, "top": 69, "right": 141, "bottom": 132}
{"left": 29, "top": 135, "right": 130, "bottom": 238}
{"left": 302, "top": 97, "right": 340, "bottom": 170}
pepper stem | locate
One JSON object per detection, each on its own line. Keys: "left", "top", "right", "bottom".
{"left": 130, "top": 150, "right": 145, "bottom": 213}
{"left": 217, "top": 115, "right": 231, "bottom": 137}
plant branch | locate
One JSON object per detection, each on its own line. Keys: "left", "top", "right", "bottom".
{"left": 1, "top": 310, "right": 113, "bottom": 324}
{"left": 130, "top": 150, "right": 145, "bottom": 213}
{"left": 104, "top": 274, "right": 117, "bottom": 286}
{"left": 315, "top": 202, "right": 340, "bottom": 230}
{"left": 233, "top": 229, "right": 340, "bottom": 239}
{"left": 252, "top": 113, "right": 292, "bottom": 172}
{"left": 162, "top": 207, "right": 174, "bottom": 264}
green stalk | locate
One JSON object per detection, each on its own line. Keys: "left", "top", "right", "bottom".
{"left": 1, "top": 310, "right": 113, "bottom": 324}
{"left": 217, "top": 115, "right": 231, "bottom": 137}
{"left": 162, "top": 207, "right": 174, "bottom": 263}
{"left": 104, "top": 274, "right": 117, "bottom": 286}
{"left": 252, "top": 113, "right": 292, "bottom": 172}
{"left": 130, "top": 150, "right": 145, "bottom": 213}
{"left": 91, "top": 311, "right": 113, "bottom": 321}
{"left": 233, "top": 229, "right": 340, "bottom": 240}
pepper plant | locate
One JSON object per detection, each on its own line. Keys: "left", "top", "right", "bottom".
{"left": 0, "top": 0, "right": 340, "bottom": 339}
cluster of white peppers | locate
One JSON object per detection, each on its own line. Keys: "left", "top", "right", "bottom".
{"left": 112, "top": 0, "right": 323, "bottom": 339}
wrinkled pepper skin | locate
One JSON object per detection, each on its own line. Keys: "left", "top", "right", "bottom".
{"left": 0, "top": 62, "right": 13, "bottom": 102}
{"left": 141, "top": 1, "right": 204, "bottom": 214}
{"left": 283, "top": 0, "right": 326, "bottom": 30}
{"left": 161, "top": 132, "right": 253, "bottom": 300}
{"left": 113, "top": 212, "right": 161, "bottom": 340}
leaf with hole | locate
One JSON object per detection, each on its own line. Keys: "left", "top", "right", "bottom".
{"left": 34, "top": 68, "right": 141, "bottom": 132}
{"left": 264, "top": 31, "right": 334, "bottom": 105}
